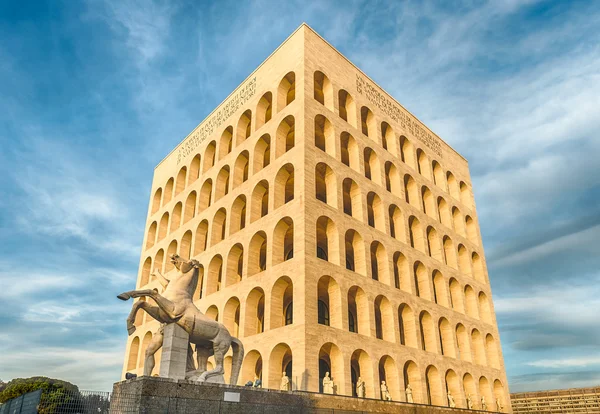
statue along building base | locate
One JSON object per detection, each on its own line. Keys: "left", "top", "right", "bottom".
{"left": 111, "top": 376, "right": 500, "bottom": 414}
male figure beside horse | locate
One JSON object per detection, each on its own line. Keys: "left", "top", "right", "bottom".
{"left": 117, "top": 254, "right": 244, "bottom": 385}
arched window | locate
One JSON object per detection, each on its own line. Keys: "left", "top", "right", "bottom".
{"left": 444, "top": 236, "right": 458, "bottom": 269}
{"left": 232, "top": 151, "right": 249, "bottom": 189}
{"left": 274, "top": 164, "right": 294, "bottom": 208}
{"left": 409, "top": 216, "right": 426, "bottom": 253}
{"left": 366, "top": 192, "right": 384, "bottom": 231}
{"left": 180, "top": 230, "right": 192, "bottom": 260}
{"left": 272, "top": 217, "right": 294, "bottom": 266}
{"left": 413, "top": 261, "right": 431, "bottom": 300}
{"left": 432, "top": 161, "right": 445, "bottom": 190}
{"left": 170, "top": 202, "right": 182, "bottom": 232}
{"left": 250, "top": 180, "right": 269, "bottom": 223}
{"left": 422, "top": 187, "right": 436, "bottom": 219}
{"left": 218, "top": 126, "right": 233, "bottom": 160}
{"left": 393, "top": 252, "right": 410, "bottom": 293}
{"left": 277, "top": 72, "right": 295, "bottom": 112}
{"left": 398, "top": 304, "right": 417, "bottom": 348}
{"left": 340, "top": 132, "right": 360, "bottom": 172}
{"left": 385, "top": 162, "right": 401, "bottom": 195}
{"left": 416, "top": 149, "right": 431, "bottom": 180}
{"left": 275, "top": 115, "right": 295, "bottom": 157}
{"left": 194, "top": 220, "right": 208, "bottom": 256}
{"left": 314, "top": 71, "right": 333, "bottom": 110}
{"left": 345, "top": 230, "right": 366, "bottom": 275}
{"left": 315, "top": 115, "right": 335, "bottom": 156}
{"left": 253, "top": 134, "right": 271, "bottom": 174}
{"left": 465, "top": 215, "right": 478, "bottom": 244}
{"left": 270, "top": 276, "right": 293, "bottom": 329}
{"left": 400, "top": 136, "right": 415, "bottom": 169}
{"left": 360, "top": 106, "right": 376, "bottom": 141}
{"left": 229, "top": 195, "right": 246, "bottom": 235}
{"left": 183, "top": 191, "right": 196, "bottom": 224}
{"left": 236, "top": 110, "right": 252, "bottom": 146}
{"left": 203, "top": 141, "right": 216, "bottom": 174}
{"left": 370, "top": 241, "right": 389, "bottom": 283}
{"left": 315, "top": 163, "right": 336, "bottom": 207}
{"left": 163, "top": 178, "right": 174, "bottom": 206}
{"left": 316, "top": 216, "right": 339, "bottom": 265}
{"left": 460, "top": 181, "right": 472, "bottom": 208}
{"left": 404, "top": 175, "right": 420, "bottom": 210}
{"left": 225, "top": 243, "right": 244, "bottom": 286}
{"left": 348, "top": 286, "right": 370, "bottom": 336}
{"left": 175, "top": 167, "right": 187, "bottom": 196}
{"left": 244, "top": 288, "right": 265, "bottom": 336}
{"left": 198, "top": 179, "right": 212, "bottom": 213}
{"left": 374, "top": 295, "right": 394, "bottom": 342}
{"left": 419, "top": 311, "right": 437, "bottom": 353}
{"left": 427, "top": 226, "right": 443, "bottom": 262}
{"left": 432, "top": 270, "right": 448, "bottom": 307}
{"left": 188, "top": 154, "right": 201, "bottom": 186}
{"left": 381, "top": 122, "right": 398, "bottom": 157}
{"left": 248, "top": 232, "right": 267, "bottom": 276}
{"left": 389, "top": 205, "right": 405, "bottom": 242}
{"left": 211, "top": 208, "right": 227, "bottom": 246}
{"left": 146, "top": 222, "right": 157, "bottom": 250}
{"left": 206, "top": 255, "right": 223, "bottom": 295}
{"left": 151, "top": 188, "right": 162, "bottom": 215}
{"left": 438, "top": 197, "right": 452, "bottom": 228}
{"left": 447, "top": 172, "right": 459, "bottom": 199}
{"left": 342, "top": 178, "right": 362, "bottom": 221}
{"left": 458, "top": 244, "right": 472, "bottom": 276}
{"left": 256, "top": 92, "right": 272, "bottom": 130}
{"left": 215, "top": 166, "right": 230, "bottom": 201}
{"left": 317, "top": 276, "right": 341, "bottom": 328}
{"left": 363, "top": 148, "right": 381, "bottom": 185}
{"left": 338, "top": 89, "right": 356, "bottom": 128}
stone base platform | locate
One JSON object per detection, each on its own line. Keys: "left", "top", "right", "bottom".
{"left": 111, "top": 377, "right": 497, "bottom": 413}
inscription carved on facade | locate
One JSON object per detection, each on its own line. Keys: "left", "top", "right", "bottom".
{"left": 356, "top": 74, "right": 442, "bottom": 157}
{"left": 177, "top": 77, "right": 257, "bottom": 164}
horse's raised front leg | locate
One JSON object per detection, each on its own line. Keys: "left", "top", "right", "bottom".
{"left": 126, "top": 303, "right": 169, "bottom": 335}
{"left": 143, "top": 328, "right": 164, "bottom": 376}
{"left": 117, "top": 289, "right": 156, "bottom": 301}
{"left": 118, "top": 289, "right": 179, "bottom": 321}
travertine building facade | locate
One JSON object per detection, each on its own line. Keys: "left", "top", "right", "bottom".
{"left": 121, "top": 24, "right": 511, "bottom": 412}
{"left": 511, "top": 386, "right": 600, "bottom": 413}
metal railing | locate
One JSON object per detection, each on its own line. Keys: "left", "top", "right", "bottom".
{"left": 1, "top": 388, "right": 500, "bottom": 413}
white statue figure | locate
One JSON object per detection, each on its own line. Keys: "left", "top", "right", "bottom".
{"left": 447, "top": 391, "right": 456, "bottom": 408}
{"left": 356, "top": 377, "right": 366, "bottom": 398}
{"left": 380, "top": 381, "right": 392, "bottom": 401}
{"left": 322, "top": 372, "right": 334, "bottom": 394}
{"left": 467, "top": 393, "right": 473, "bottom": 409}
{"left": 481, "top": 395, "right": 487, "bottom": 410}
{"left": 280, "top": 372, "right": 290, "bottom": 391}
{"left": 496, "top": 397, "right": 503, "bottom": 412}
{"left": 405, "top": 384, "right": 413, "bottom": 403}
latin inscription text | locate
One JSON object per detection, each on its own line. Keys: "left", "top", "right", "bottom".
{"left": 177, "top": 77, "right": 257, "bottom": 164}
{"left": 356, "top": 75, "right": 442, "bottom": 157}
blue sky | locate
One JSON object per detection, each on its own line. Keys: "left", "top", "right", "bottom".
{"left": 1, "top": 0, "right": 599, "bottom": 392}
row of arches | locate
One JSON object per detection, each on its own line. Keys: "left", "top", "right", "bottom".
{"left": 145, "top": 163, "right": 294, "bottom": 251}
{"left": 315, "top": 126, "right": 477, "bottom": 242}
{"left": 315, "top": 275, "right": 499, "bottom": 367}
{"left": 237, "top": 340, "right": 506, "bottom": 410}
{"left": 150, "top": 71, "right": 296, "bottom": 215}
{"left": 315, "top": 215, "right": 487, "bottom": 288}
{"left": 140, "top": 215, "right": 295, "bottom": 291}
{"left": 126, "top": 334, "right": 505, "bottom": 410}
{"left": 313, "top": 72, "right": 471, "bottom": 208}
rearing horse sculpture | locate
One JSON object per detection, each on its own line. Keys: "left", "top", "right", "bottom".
{"left": 117, "top": 254, "right": 244, "bottom": 385}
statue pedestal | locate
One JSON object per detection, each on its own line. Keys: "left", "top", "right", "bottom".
{"left": 159, "top": 323, "right": 189, "bottom": 380}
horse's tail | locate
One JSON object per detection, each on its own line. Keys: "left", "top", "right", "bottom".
{"left": 229, "top": 337, "right": 244, "bottom": 386}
